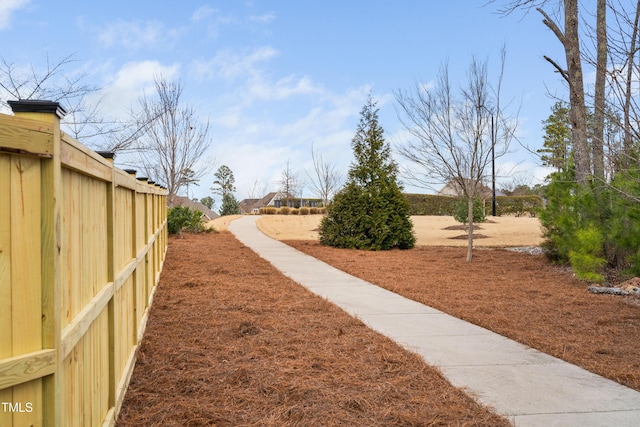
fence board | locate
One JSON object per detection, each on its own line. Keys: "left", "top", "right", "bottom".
{"left": 0, "top": 114, "right": 53, "bottom": 157}
{"left": 0, "top": 160, "right": 11, "bottom": 427}
{"left": 0, "top": 350, "right": 56, "bottom": 390}
{"left": 0, "top": 107, "right": 167, "bottom": 426}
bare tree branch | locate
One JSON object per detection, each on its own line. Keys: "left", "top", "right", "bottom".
{"left": 305, "top": 142, "right": 343, "bottom": 206}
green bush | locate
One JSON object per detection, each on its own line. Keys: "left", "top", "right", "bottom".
{"left": 497, "top": 196, "right": 543, "bottom": 217}
{"left": 168, "top": 206, "right": 204, "bottom": 236}
{"left": 404, "top": 193, "right": 459, "bottom": 215}
{"left": 569, "top": 225, "right": 606, "bottom": 283}
{"left": 453, "top": 198, "right": 486, "bottom": 224}
{"left": 403, "top": 193, "right": 542, "bottom": 217}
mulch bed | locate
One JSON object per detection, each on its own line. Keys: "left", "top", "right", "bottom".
{"left": 285, "top": 240, "right": 640, "bottom": 392}
{"left": 116, "top": 232, "right": 510, "bottom": 426}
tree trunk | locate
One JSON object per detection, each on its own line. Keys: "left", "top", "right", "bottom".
{"left": 538, "top": 1, "right": 590, "bottom": 184}
{"left": 564, "top": 0, "right": 591, "bottom": 184}
{"left": 592, "top": 0, "right": 607, "bottom": 182}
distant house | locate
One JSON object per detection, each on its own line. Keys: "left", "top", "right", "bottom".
{"left": 170, "top": 196, "right": 219, "bottom": 221}
{"left": 438, "top": 179, "right": 504, "bottom": 198}
{"left": 239, "top": 192, "right": 285, "bottom": 214}
{"left": 239, "top": 191, "right": 324, "bottom": 213}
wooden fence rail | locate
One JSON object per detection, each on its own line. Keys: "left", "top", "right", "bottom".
{"left": 0, "top": 100, "right": 168, "bottom": 427}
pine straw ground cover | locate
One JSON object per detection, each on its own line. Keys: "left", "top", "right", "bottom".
{"left": 285, "top": 240, "right": 640, "bottom": 392}
{"left": 116, "top": 232, "right": 509, "bottom": 426}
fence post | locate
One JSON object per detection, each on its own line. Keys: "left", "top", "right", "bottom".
{"left": 8, "top": 100, "right": 67, "bottom": 427}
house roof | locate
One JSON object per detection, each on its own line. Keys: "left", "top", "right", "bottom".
{"left": 239, "top": 198, "right": 261, "bottom": 214}
{"left": 170, "top": 196, "right": 219, "bottom": 220}
{"left": 239, "top": 192, "right": 284, "bottom": 213}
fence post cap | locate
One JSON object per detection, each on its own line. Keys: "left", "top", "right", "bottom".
{"left": 8, "top": 99, "right": 67, "bottom": 118}
{"left": 123, "top": 169, "right": 137, "bottom": 175}
{"left": 96, "top": 151, "right": 115, "bottom": 160}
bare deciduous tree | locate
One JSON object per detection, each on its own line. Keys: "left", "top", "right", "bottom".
{"left": 248, "top": 179, "right": 269, "bottom": 200}
{"left": 137, "top": 75, "right": 212, "bottom": 204}
{"left": 279, "top": 159, "right": 301, "bottom": 205}
{"left": 395, "top": 54, "right": 516, "bottom": 261}
{"left": 305, "top": 142, "right": 342, "bottom": 207}
{"left": 0, "top": 53, "right": 151, "bottom": 154}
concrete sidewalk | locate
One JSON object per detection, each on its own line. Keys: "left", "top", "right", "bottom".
{"left": 228, "top": 216, "right": 640, "bottom": 426}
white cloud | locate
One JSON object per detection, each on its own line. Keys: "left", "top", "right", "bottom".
{"left": 247, "top": 75, "right": 324, "bottom": 101}
{"left": 0, "top": 0, "right": 29, "bottom": 30}
{"left": 191, "top": 6, "right": 216, "bottom": 22}
{"left": 192, "top": 46, "right": 279, "bottom": 81}
{"left": 249, "top": 12, "right": 275, "bottom": 24}
{"left": 192, "top": 84, "right": 371, "bottom": 202}
{"left": 98, "top": 60, "right": 180, "bottom": 117}
{"left": 97, "top": 19, "right": 178, "bottom": 50}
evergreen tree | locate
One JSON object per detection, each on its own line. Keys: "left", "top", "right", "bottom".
{"left": 538, "top": 102, "right": 572, "bottom": 172}
{"left": 319, "top": 96, "right": 415, "bottom": 250}
{"left": 211, "top": 165, "right": 237, "bottom": 197}
{"left": 200, "top": 196, "right": 215, "bottom": 210}
{"left": 212, "top": 165, "right": 241, "bottom": 216}
{"left": 219, "top": 193, "right": 241, "bottom": 216}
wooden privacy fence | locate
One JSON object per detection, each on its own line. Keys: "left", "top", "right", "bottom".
{"left": 0, "top": 100, "right": 168, "bottom": 426}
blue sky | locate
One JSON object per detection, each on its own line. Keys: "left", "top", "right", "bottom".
{"left": 2, "top": 1, "right": 566, "bottom": 203}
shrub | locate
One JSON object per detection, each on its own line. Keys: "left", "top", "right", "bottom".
{"left": 497, "top": 196, "right": 543, "bottom": 217}
{"left": 453, "top": 198, "right": 486, "bottom": 224}
{"left": 404, "top": 193, "right": 459, "bottom": 216}
{"left": 279, "top": 206, "right": 290, "bottom": 215}
{"left": 168, "top": 206, "right": 204, "bottom": 236}
{"left": 403, "top": 193, "right": 543, "bottom": 217}
{"left": 290, "top": 208, "right": 299, "bottom": 215}
{"left": 299, "top": 207, "right": 310, "bottom": 215}
{"left": 309, "top": 207, "right": 319, "bottom": 214}
{"left": 259, "top": 207, "right": 277, "bottom": 214}
{"left": 569, "top": 225, "right": 606, "bottom": 283}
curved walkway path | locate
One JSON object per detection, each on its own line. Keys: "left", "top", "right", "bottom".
{"left": 229, "top": 216, "right": 640, "bottom": 426}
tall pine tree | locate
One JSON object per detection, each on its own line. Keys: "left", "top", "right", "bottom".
{"left": 319, "top": 96, "right": 415, "bottom": 250}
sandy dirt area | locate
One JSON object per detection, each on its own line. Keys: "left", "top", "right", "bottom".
{"left": 253, "top": 214, "right": 543, "bottom": 247}
{"left": 205, "top": 214, "right": 242, "bottom": 231}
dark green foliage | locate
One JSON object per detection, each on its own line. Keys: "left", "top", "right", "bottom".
{"left": 538, "top": 166, "right": 640, "bottom": 281}
{"left": 606, "top": 172, "right": 640, "bottom": 275}
{"left": 453, "top": 198, "right": 486, "bottom": 224}
{"left": 403, "top": 193, "right": 542, "bottom": 217}
{"left": 403, "top": 194, "right": 460, "bottom": 216}
{"left": 212, "top": 165, "right": 237, "bottom": 196}
{"left": 200, "top": 196, "right": 214, "bottom": 209}
{"left": 538, "top": 168, "right": 597, "bottom": 262}
{"left": 537, "top": 101, "right": 640, "bottom": 281}
{"left": 496, "top": 196, "right": 543, "bottom": 217}
{"left": 538, "top": 101, "right": 571, "bottom": 171}
{"left": 319, "top": 96, "right": 415, "bottom": 250}
{"left": 168, "top": 206, "right": 204, "bottom": 236}
{"left": 219, "top": 193, "right": 241, "bottom": 216}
